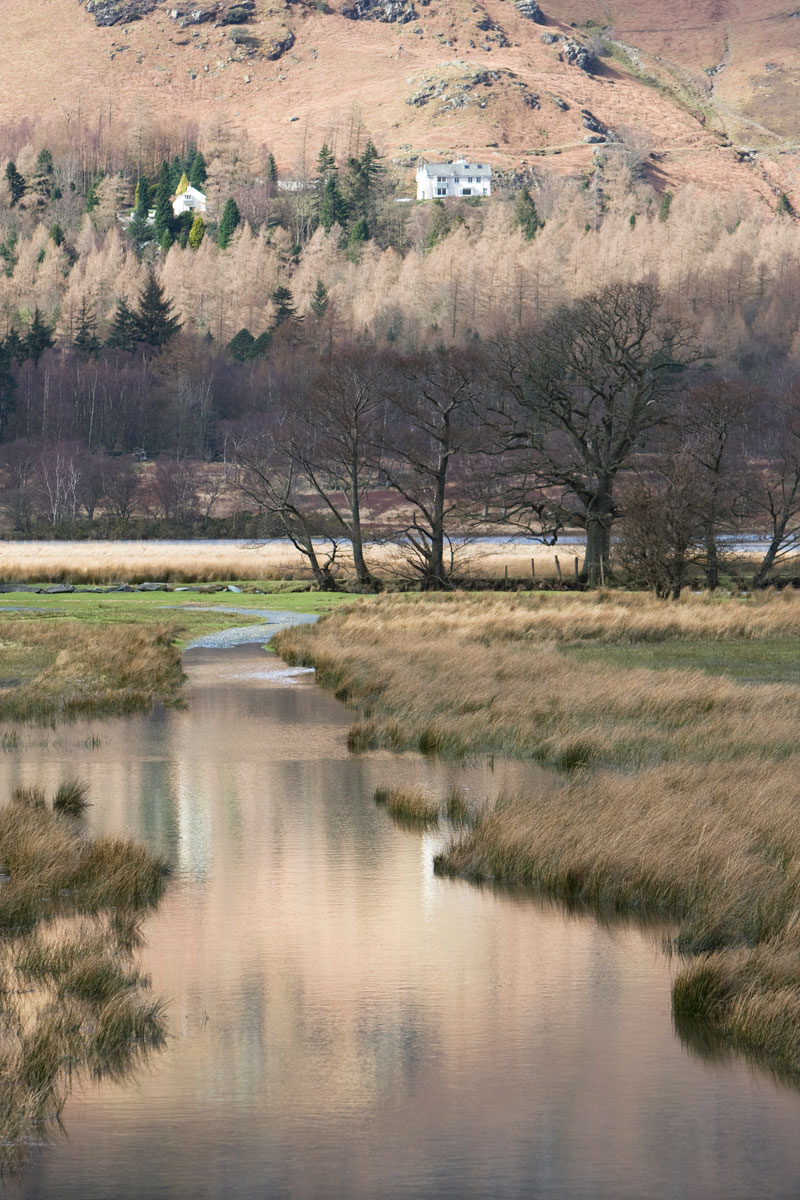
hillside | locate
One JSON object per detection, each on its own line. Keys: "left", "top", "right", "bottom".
{"left": 2, "top": 0, "right": 800, "bottom": 206}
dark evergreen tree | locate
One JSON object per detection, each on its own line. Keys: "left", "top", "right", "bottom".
{"left": 316, "top": 143, "right": 336, "bottom": 178}
{"left": 348, "top": 216, "right": 369, "bottom": 244}
{"left": 251, "top": 330, "right": 272, "bottom": 357}
{"left": 73, "top": 298, "right": 102, "bottom": 357}
{"left": 188, "top": 150, "right": 207, "bottom": 188}
{"left": 271, "top": 285, "right": 303, "bottom": 327}
{"left": 217, "top": 197, "right": 241, "bottom": 249}
{"left": 134, "top": 271, "right": 182, "bottom": 348}
{"left": 5, "top": 162, "right": 25, "bottom": 207}
{"left": 310, "top": 278, "right": 329, "bottom": 319}
{"left": 31, "top": 148, "right": 54, "bottom": 200}
{"left": 266, "top": 152, "right": 278, "bottom": 184}
{"left": 106, "top": 296, "right": 140, "bottom": 352}
{"left": 25, "top": 309, "right": 54, "bottom": 363}
{"left": 0, "top": 335, "right": 18, "bottom": 440}
{"left": 152, "top": 162, "right": 175, "bottom": 244}
{"left": 227, "top": 328, "right": 256, "bottom": 361}
{"left": 513, "top": 189, "right": 541, "bottom": 240}
{"left": 85, "top": 171, "right": 105, "bottom": 213}
{"left": 319, "top": 176, "right": 347, "bottom": 233}
{"left": 49, "top": 223, "right": 64, "bottom": 247}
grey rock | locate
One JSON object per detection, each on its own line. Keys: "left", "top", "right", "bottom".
{"left": 540, "top": 31, "right": 557, "bottom": 43}
{"left": 83, "top": 0, "right": 159, "bottom": 25}
{"left": 43, "top": 584, "right": 76, "bottom": 594}
{"left": 343, "top": 0, "right": 417, "bottom": 23}
{"left": 514, "top": 0, "right": 544, "bottom": 21}
{"left": 264, "top": 30, "right": 295, "bottom": 59}
{"left": 136, "top": 582, "right": 171, "bottom": 591}
{"left": 0, "top": 583, "right": 42, "bottom": 593}
{"left": 227, "top": 584, "right": 243, "bottom": 592}
{"left": 559, "top": 37, "right": 595, "bottom": 72}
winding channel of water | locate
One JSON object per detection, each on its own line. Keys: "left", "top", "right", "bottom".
{"left": 2, "top": 615, "right": 800, "bottom": 1198}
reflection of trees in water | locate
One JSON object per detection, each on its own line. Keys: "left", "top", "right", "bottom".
{"left": 0, "top": 790, "right": 169, "bottom": 1175}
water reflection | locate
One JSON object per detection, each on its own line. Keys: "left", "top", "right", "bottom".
{"left": 1, "top": 644, "right": 800, "bottom": 1199}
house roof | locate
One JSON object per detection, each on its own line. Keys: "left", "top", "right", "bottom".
{"left": 418, "top": 160, "right": 492, "bottom": 178}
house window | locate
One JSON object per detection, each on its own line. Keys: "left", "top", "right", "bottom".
{"left": 462, "top": 188, "right": 472, "bottom": 196}
{"left": 436, "top": 188, "right": 446, "bottom": 196}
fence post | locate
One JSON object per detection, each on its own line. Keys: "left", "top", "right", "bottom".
{"left": 555, "top": 555, "right": 562, "bottom": 581}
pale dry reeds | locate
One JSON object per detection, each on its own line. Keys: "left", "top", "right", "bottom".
{"left": 0, "top": 790, "right": 168, "bottom": 1171}
{"left": 275, "top": 591, "right": 800, "bottom": 1072}
{"left": 0, "top": 618, "right": 185, "bottom": 722}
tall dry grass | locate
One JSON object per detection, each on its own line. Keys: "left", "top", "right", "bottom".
{"left": 275, "top": 591, "right": 800, "bottom": 1072}
{"left": 0, "top": 540, "right": 568, "bottom": 586}
{"left": 275, "top": 592, "right": 800, "bottom": 768}
{"left": 0, "top": 619, "right": 185, "bottom": 722}
{"left": 0, "top": 789, "right": 168, "bottom": 1172}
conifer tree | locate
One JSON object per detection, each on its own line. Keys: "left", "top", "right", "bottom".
{"left": 316, "top": 144, "right": 336, "bottom": 178}
{"left": 106, "top": 296, "right": 140, "bottom": 352}
{"left": 73, "top": 298, "right": 102, "bottom": 357}
{"left": 152, "top": 163, "right": 174, "bottom": 243}
{"left": 188, "top": 214, "right": 206, "bottom": 249}
{"left": 176, "top": 171, "right": 190, "bottom": 196}
{"left": 189, "top": 150, "right": 207, "bottom": 188}
{"left": 129, "top": 175, "right": 152, "bottom": 249}
{"left": 5, "top": 162, "right": 25, "bottom": 207}
{"left": 25, "top": 309, "right": 54, "bottom": 363}
{"left": 267, "top": 152, "right": 278, "bottom": 184}
{"left": 227, "top": 328, "right": 256, "bottom": 361}
{"left": 310, "top": 279, "right": 329, "bottom": 319}
{"left": 271, "top": 285, "right": 303, "bottom": 327}
{"left": 85, "top": 171, "right": 105, "bottom": 213}
{"left": 135, "top": 271, "right": 182, "bottom": 348}
{"left": 319, "top": 176, "right": 347, "bottom": 233}
{"left": 217, "top": 197, "right": 241, "bottom": 249}
{"left": 513, "top": 189, "right": 541, "bottom": 240}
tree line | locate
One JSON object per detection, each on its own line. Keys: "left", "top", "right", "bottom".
{"left": 3, "top": 280, "right": 799, "bottom": 595}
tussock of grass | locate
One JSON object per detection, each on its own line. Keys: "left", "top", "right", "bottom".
{"left": 374, "top": 786, "right": 440, "bottom": 826}
{"left": 0, "top": 619, "right": 185, "bottom": 722}
{"left": 276, "top": 591, "right": 800, "bottom": 1073}
{"left": 0, "top": 789, "right": 169, "bottom": 1171}
{"left": 53, "top": 779, "right": 90, "bottom": 815}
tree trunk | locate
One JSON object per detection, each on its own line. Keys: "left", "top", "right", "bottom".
{"left": 581, "top": 480, "right": 614, "bottom": 585}
{"left": 348, "top": 468, "right": 380, "bottom": 592}
{"left": 423, "top": 453, "right": 449, "bottom": 590}
{"left": 704, "top": 521, "right": 719, "bottom": 591}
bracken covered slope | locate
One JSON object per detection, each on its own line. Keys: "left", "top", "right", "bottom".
{"left": 1, "top": 0, "right": 800, "bottom": 202}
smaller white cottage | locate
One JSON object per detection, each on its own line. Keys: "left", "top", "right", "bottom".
{"left": 416, "top": 158, "right": 492, "bottom": 200}
{"left": 172, "top": 185, "right": 208, "bottom": 217}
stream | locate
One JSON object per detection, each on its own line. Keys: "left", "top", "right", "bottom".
{"left": 2, "top": 615, "right": 800, "bottom": 1198}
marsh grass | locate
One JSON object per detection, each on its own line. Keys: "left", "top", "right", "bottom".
{"left": 374, "top": 786, "right": 440, "bottom": 826}
{"left": 275, "top": 591, "right": 800, "bottom": 1073}
{"left": 53, "top": 779, "right": 90, "bottom": 815}
{"left": 0, "top": 787, "right": 169, "bottom": 1171}
{"left": 0, "top": 618, "right": 185, "bottom": 722}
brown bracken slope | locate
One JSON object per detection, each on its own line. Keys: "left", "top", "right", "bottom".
{"left": 2, "top": 0, "right": 800, "bottom": 202}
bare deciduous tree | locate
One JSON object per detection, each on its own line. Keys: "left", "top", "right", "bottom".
{"left": 494, "top": 282, "right": 698, "bottom": 582}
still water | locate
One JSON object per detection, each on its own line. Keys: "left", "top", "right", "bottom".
{"left": 2, "top": 638, "right": 800, "bottom": 1199}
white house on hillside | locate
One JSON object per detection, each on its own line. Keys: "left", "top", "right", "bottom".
{"left": 172, "top": 185, "right": 207, "bottom": 217}
{"left": 416, "top": 158, "right": 492, "bottom": 200}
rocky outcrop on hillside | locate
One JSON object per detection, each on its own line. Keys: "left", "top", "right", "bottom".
{"left": 81, "top": 0, "right": 160, "bottom": 24}
{"left": 513, "top": 0, "right": 544, "bottom": 23}
{"left": 263, "top": 29, "right": 295, "bottom": 57}
{"left": 540, "top": 31, "right": 595, "bottom": 72}
{"left": 80, "top": 0, "right": 257, "bottom": 25}
{"left": 474, "top": 12, "right": 509, "bottom": 48}
{"left": 407, "top": 67, "right": 539, "bottom": 113}
{"left": 342, "top": 0, "right": 417, "bottom": 23}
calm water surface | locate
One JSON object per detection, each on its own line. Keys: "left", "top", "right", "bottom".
{"left": 2, "top": 640, "right": 800, "bottom": 1199}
